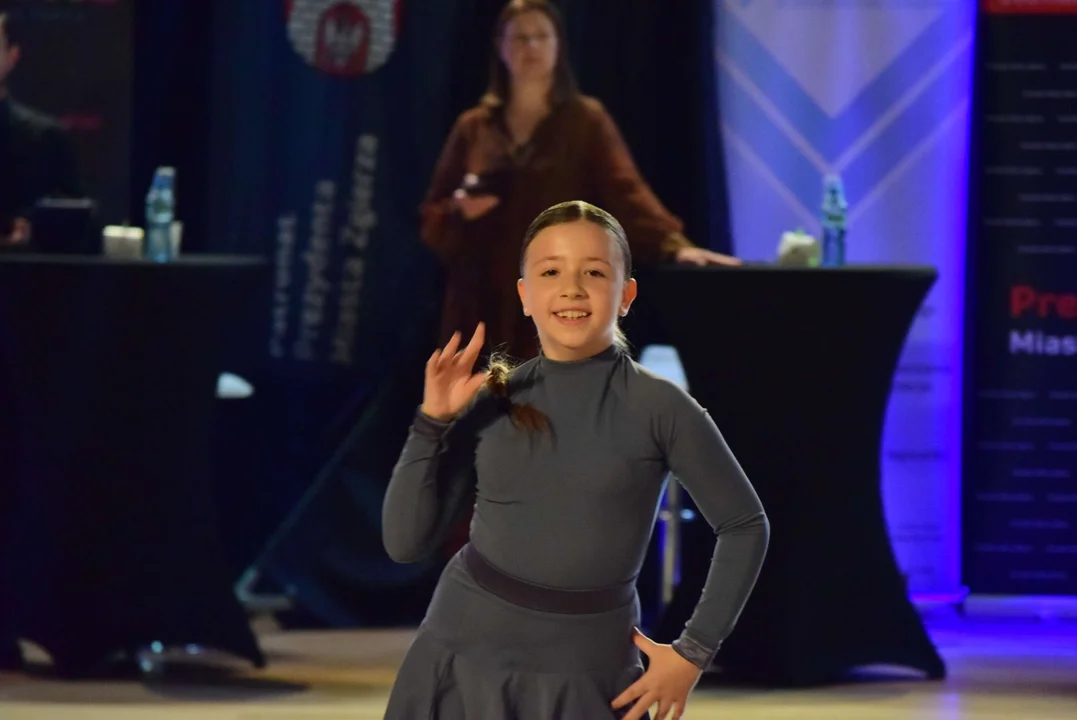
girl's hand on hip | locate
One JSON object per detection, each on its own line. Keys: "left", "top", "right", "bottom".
{"left": 611, "top": 629, "right": 702, "bottom": 720}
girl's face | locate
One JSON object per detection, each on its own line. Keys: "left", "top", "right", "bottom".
{"left": 499, "top": 10, "right": 558, "bottom": 86}
{"left": 517, "top": 220, "right": 637, "bottom": 362}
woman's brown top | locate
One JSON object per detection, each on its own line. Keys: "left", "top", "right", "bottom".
{"left": 420, "top": 95, "right": 692, "bottom": 360}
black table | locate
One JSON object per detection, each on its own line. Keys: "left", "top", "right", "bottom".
{"left": 650, "top": 265, "right": 945, "bottom": 687}
{"left": 0, "top": 254, "right": 267, "bottom": 677}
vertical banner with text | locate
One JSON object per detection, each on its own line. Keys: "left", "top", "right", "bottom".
{"left": 965, "top": 0, "right": 1077, "bottom": 596}
{"left": 714, "top": 0, "right": 974, "bottom": 597}
{"left": 5, "top": 0, "right": 132, "bottom": 224}
{"left": 204, "top": 0, "right": 467, "bottom": 623}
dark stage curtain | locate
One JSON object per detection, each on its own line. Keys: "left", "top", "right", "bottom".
{"left": 561, "top": 0, "right": 731, "bottom": 254}
{"left": 130, "top": 2, "right": 213, "bottom": 250}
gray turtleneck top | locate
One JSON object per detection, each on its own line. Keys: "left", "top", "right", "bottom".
{"left": 382, "top": 345, "right": 769, "bottom": 669}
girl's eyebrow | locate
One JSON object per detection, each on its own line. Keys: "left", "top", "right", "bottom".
{"left": 533, "top": 255, "right": 612, "bottom": 266}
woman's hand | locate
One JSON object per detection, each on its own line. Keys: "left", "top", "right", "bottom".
{"left": 420, "top": 323, "right": 488, "bottom": 422}
{"left": 675, "top": 246, "right": 741, "bottom": 267}
{"left": 611, "top": 629, "right": 702, "bottom": 720}
{"left": 453, "top": 188, "right": 500, "bottom": 220}
{"left": 0, "top": 218, "right": 30, "bottom": 246}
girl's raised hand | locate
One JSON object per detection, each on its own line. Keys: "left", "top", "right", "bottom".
{"left": 420, "top": 323, "right": 488, "bottom": 422}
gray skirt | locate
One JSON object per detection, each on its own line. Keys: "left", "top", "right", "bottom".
{"left": 383, "top": 544, "right": 647, "bottom": 719}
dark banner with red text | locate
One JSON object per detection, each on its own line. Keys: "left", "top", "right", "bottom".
{"left": 964, "top": 1, "right": 1077, "bottom": 595}
{"left": 4, "top": 0, "right": 132, "bottom": 224}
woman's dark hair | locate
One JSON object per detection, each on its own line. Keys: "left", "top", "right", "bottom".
{"left": 481, "top": 0, "right": 579, "bottom": 108}
{"left": 486, "top": 201, "right": 633, "bottom": 431}
{"left": 0, "top": 11, "right": 23, "bottom": 50}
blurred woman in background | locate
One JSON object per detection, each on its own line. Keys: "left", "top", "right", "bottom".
{"left": 420, "top": 0, "right": 738, "bottom": 361}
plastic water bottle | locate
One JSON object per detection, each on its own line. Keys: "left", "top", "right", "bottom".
{"left": 144, "top": 167, "right": 176, "bottom": 262}
{"left": 820, "top": 174, "right": 848, "bottom": 267}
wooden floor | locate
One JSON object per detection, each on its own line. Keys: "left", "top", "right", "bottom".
{"left": 1, "top": 611, "right": 1074, "bottom": 719}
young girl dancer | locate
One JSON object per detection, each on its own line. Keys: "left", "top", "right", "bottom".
{"left": 382, "top": 201, "right": 769, "bottom": 719}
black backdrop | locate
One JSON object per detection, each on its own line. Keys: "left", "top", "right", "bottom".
{"left": 130, "top": 1, "right": 213, "bottom": 250}
{"left": 132, "top": 0, "right": 731, "bottom": 628}
{"left": 2, "top": 0, "right": 132, "bottom": 225}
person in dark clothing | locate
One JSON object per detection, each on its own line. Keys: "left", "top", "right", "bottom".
{"left": 421, "top": 0, "right": 739, "bottom": 363}
{"left": 382, "top": 201, "right": 768, "bottom": 720}
{"left": 0, "top": 11, "right": 80, "bottom": 246}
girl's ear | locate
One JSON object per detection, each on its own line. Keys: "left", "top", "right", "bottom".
{"left": 620, "top": 277, "right": 638, "bottom": 317}
{"left": 517, "top": 277, "right": 529, "bottom": 316}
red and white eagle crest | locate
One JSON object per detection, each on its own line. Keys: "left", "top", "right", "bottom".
{"left": 285, "top": 0, "right": 403, "bottom": 77}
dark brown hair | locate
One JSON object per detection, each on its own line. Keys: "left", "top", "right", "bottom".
{"left": 0, "top": 11, "right": 23, "bottom": 50}
{"left": 518, "top": 200, "right": 633, "bottom": 279}
{"left": 480, "top": 0, "right": 579, "bottom": 109}
{"left": 486, "top": 201, "right": 634, "bottom": 431}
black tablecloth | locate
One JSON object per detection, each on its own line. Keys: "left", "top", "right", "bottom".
{"left": 650, "top": 265, "right": 946, "bottom": 686}
{"left": 0, "top": 254, "right": 267, "bottom": 677}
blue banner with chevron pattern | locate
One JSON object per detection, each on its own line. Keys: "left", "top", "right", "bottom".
{"left": 714, "top": 0, "right": 975, "bottom": 597}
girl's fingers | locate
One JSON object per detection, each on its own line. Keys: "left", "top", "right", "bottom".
{"left": 438, "top": 332, "right": 462, "bottom": 368}
{"left": 457, "top": 323, "right": 486, "bottom": 369}
{"left": 621, "top": 693, "right": 657, "bottom": 720}
{"left": 610, "top": 678, "right": 647, "bottom": 710}
{"left": 464, "top": 371, "right": 489, "bottom": 400}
